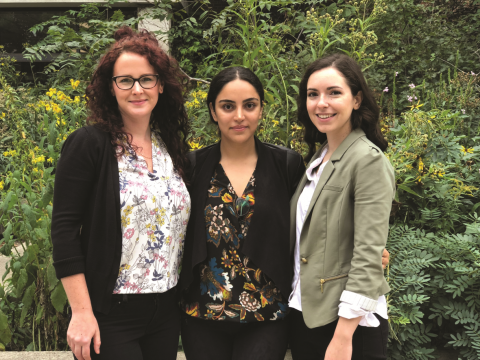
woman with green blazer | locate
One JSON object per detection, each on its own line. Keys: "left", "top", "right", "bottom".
{"left": 288, "top": 54, "right": 395, "bottom": 360}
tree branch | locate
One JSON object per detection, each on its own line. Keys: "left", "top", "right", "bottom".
{"left": 179, "top": 67, "right": 211, "bottom": 85}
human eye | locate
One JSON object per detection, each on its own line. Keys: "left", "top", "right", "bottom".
{"left": 118, "top": 77, "right": 133, "bottom": 84}
{"left": 222, "top": 104, "right": 234, "bottom": 111}
{"left": 245, "top": 102, "right": 257, "bottom": 110}
{"left": 307, "top": 91, "right": 318, "bottom": 97}
{"left": 140, "top": 76, "right": 155, "bottom": 83}
{"left": 330, "top": 90, "right": 342, "bottom": 96}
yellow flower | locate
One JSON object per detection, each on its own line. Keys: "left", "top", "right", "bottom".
{"left": 47, "top": 157, "right": 54, "bottom": 163}
{"left": 272, "top": 120, "right": 279, "bottom": 127}
{"left": 0, "top": 181, "right": 4, "bottom": 190}
{"left": 418, "top": 158, "right": 424, "bottom": 172}
{"left": 188, "top": 141, "right": 201, "bottom": 150}
{"left": 409, "top": 101, "right": 424, "bottom": 111}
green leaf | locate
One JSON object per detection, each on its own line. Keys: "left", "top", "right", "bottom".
{"left": 16, "top": 269, "right": 28, "bottom": 298}
{"left": 397, "top": 184, "right": 422, "bottom": 197}
{"left": 35, "top": 303, "right": 44, "bottom": 324}
{"left": 20, "top": 282, "right": 36, "bottom": 327}
{"left": 51, "top": 282, "right": 68, "bottom": 313}
{"left": 27, "top": 244, "right": 39, "bottom": 262}
{"left": 47, "top": 263, "right": 59, "bottom": 291}
{"left": 34, "top": 228, "right": 48, "bottom": 241}
{"left": 0, "top": 310, "right": 12, "bottom": 346}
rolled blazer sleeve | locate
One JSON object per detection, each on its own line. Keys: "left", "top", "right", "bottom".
{"left": 51, "top": 127, "right": 98, "bottom": 279}
{"left": 343, "top": 145, "right": 395, "bottom": 309}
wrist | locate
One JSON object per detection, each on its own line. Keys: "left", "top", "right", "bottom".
{"left": 71, "top": 306, "right": 94, "bottom": 315}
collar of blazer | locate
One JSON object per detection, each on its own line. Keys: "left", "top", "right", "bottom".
{"left": 289, "top": 128, "right": 367, "bottom": 252}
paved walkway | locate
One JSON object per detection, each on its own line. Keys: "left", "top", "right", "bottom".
{"left": 0, "top": 351, "right": 292, "bottom": 359}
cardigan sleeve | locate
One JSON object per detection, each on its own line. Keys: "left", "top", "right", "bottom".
{"left": 51, "top": 127, "right": 98, "bottom": 279}
{"left": 343, "top": 146, "right": 395, "bottom": 308}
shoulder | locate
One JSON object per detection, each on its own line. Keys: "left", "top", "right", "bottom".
{"left": 61, "top": 125, "right": 111, "bottom": 162}
{"left": 260, "top": 142, "right": 303, "bottom": 163}
{"left": 65, "top": 125, "right": 109, "bottom": 146}
{"left": 348, "top": 136, "right": 394, "bottom": 179}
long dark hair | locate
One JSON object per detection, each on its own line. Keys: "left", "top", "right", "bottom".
{"left": 206, "top": 66, "right": 264, "bottom": 126}
{"left": 85, "top": 26, "right": 190, "bottom": 182}
{"left": 297, "top": 53, "right": 387, "bottom": 162}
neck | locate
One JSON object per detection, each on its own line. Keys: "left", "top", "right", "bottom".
{"left": 325, "top": 125, "right": 352, "bottom": 154}
{"left": 220, "top": 136, "right": 257, "bottom": 163}
{"left": 122, "top": 117, "right": 151, "bottom": 143}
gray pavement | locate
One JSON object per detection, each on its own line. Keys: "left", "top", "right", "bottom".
{"left": 0, "top": 351, "right": 293, "bottom": 359}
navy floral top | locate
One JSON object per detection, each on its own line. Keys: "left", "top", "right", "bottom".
{"left": 182, "top": 163, "right": 289, "bottom": 322}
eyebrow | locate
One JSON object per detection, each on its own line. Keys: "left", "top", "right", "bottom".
{"left": 113, "top": 74, "right": 157, "bottom": 78}
{"left": 218, "top": 98, "right": 259, "bottom": 103}
{"left": 307, "top": 86, "right": 343, "bottom": 91}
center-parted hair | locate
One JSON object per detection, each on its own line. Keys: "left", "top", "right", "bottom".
{"left": 206, "top": 66, "right": 264, "bottom": 126}
{"left": 85, "top": 26, "right": 190, "bottom": 181}
{"left": 297, "top": 53, "right": 387, "bottom": 162}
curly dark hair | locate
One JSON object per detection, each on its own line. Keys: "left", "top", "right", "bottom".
{"left": 85, "top": 26, "right": 190, "bottom": 181}
{"left": 297, "top": 53, "right": 387, "bottom": 162}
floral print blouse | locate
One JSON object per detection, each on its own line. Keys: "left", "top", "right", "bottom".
{"left": 114, "top": 132, "right": 191, "bottom": 294}
{"left": 182, "top": 163, "right": 289, "bottom": 322}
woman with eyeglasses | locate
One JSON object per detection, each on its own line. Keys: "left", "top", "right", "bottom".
{"left": 51, "top": 26, "right": 190, "bottom": 360}
{"left": 288, "top": 53, "right": 395, "bottom": 360}
{"left": 178, "top": 66, "right": 305, "bottom": 360}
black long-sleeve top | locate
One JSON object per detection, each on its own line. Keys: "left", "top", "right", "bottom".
{"left": 52, "top": 126, "right": 123, "bottom": 314}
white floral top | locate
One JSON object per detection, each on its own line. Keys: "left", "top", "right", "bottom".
{"left": 114, "top": 132, "right": 190, "bottom": 294}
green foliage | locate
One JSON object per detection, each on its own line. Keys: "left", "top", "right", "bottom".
{"left": 0, "top": 68, "right": 86, "bottom": 350}
{"left": 23, "top": 1, "right": 139, "bottom": 86}
{"left": 0, "top": 0, "right": 479, "bottom": 356}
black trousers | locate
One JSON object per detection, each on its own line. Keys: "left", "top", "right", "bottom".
{"left": 74, "top": 289, "right": 180, "bottom": 360}
{"left": 288, "top": 309, "right": 388, "bottom": 360}
{"left": 181, "top": 314, "right": 289, "bottom": 360}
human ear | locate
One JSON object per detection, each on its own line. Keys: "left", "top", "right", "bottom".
{"left": 209, "top": 103, "right": 218, "bottom": 122}
{"left": 258, "top": 104, "right": 264, "bottom": 120}
{"left": 353, "top": 91, "right": 363, "bottom": 110}
{"left": 158, "top": 81, "right": 164, "bottom": 94}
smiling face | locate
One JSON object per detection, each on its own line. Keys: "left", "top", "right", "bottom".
{"left": 306, "top": 67, "right": 362, "bottom": 140}
{"left": 209, "top": 79, "right": 263, "bottom": 145}
{"left": 112, "top": 52, "right": 164, "bottom": 124}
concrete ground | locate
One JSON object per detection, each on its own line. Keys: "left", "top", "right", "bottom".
{"left": 0, "top": 351, "right": 292, "bottom": 359}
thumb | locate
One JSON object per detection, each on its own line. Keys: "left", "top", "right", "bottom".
{"left": 93, "top": 327, "right": 101, "bottom": 354}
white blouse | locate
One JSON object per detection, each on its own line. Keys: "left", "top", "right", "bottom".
{"left": 114, "top": 133, "right": 191, "bottom": 294}
{"left": 288, "top": 146, "right": 388, "bottom": 327}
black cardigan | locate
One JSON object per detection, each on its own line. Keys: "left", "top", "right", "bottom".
{"left": 52, "top": 126, "right": 122, "bottom": 315}
{"left": 179, "top": 138, "right": 305, "bottom": 299}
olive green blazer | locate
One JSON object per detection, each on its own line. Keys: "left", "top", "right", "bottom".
{"left": 289, "top": 128, "right": 395, "bottom": 328}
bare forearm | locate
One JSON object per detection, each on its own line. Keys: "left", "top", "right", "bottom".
{"left": 334, "top": 316, "right": 361, "bottom": 340}
{"left": 61, "top": 273, "right": 93, "bottom": 314}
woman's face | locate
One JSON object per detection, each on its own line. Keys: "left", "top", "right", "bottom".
{"left": 112, "top": 52, "right": 164, "bottom": 124}
{"left": 209, "top": 79, "right": 263, "bottom": 144}
{"left": 306, "top": 67, "right": 362, "bottom": 138}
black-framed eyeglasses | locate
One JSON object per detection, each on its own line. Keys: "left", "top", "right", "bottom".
{"left": 235, "top": 195, "right": 251, "bottom": 218}
{"left": 112, "top": 74, "right": 160, "bottom": 90}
